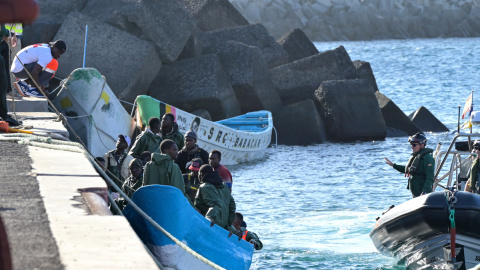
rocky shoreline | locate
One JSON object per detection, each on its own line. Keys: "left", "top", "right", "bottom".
{"left": 230, "top": 0, "right": 480, "bottom": 41}
{"left": 26, "top": 0, "right": 448, "bottom": 145}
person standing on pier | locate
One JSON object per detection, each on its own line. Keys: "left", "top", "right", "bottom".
{"left": 385, "top": 132, "right": 435, "bottom": 197}
{"left": 0, "top": 24, "right": 20, "bottom": 126}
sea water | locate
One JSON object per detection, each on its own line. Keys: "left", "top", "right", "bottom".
{"left": 229, "top": 38, "right": 480, "bottom": 269}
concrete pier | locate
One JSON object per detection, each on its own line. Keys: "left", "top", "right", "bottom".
{"left": 0, "top": 112, "right": 158, "bottom": 269}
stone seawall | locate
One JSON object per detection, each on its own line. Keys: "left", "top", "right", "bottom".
{"left": 229, "top": 0, "right": 480, "bottom": 41}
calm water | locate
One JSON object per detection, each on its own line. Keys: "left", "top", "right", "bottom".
{"left": 230, "top": 38, "right": 480, "bottom": 269}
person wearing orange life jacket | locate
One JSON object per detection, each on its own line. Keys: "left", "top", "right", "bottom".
{"left": 232, "top": 212, "right": 263, "bottom": 250}
{"left": 11, "top": 39, "right": 66, "bottom": 98}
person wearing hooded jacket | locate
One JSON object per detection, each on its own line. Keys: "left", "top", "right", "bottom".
{"left": 129, "top": 117, "right": 162, "bottom": 158}
{"left": 175, "top": 129, "right": 209, "bottom": 174}
{"left": 195, "top": 164, "right": 236, "bottom": 230}
{"left": 143, "top": 139, "right": 193, "bottom": 206}
{"left": 160, "top": 113, "right": 184, "bottom": 150}
{"left": 466, "top": 140, "right": 480, "bottom": 193}
{"left": 385, "top": 132, "right": 435, "bottom": 197}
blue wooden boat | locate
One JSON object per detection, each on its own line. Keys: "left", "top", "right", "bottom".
{"left": 123, "top": 185, "right": 254, "bottom": 270}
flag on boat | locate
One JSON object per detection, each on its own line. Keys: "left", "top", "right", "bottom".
{"left": 462, "top": 92, "right": 473, "bottom": 119}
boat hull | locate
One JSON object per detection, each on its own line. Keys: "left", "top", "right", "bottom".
{"left": 370, "top": 191, "right": 480, "bottom": 269}
{"left": 53, "top": 68, "right": 135, "bottom": 157}
{"left": 123, "top": 185, "right": 254, "bottom": 270}
{"left": 135, "top": 95, "right": 272, "bottom": 165}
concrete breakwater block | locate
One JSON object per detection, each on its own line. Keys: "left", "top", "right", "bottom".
{"left": 353, "top": 60, "right": 379, "bottom": 92}
{"left": 22, "top": 20, "right": 61, "bottom": 47}
{"left": 315, "top": 79, "right": 386, "bottom": 142}
{"left": 408, "top": 106, "right": 449, "bottom": 133}
{"left": 182, "top": 0, "right": 249, "bottom": 32}
{"left": 204, "top": 41, "right": 282, "bottom": 114}
{"left": 375, "top": 92, "right": 421, "bottom": 137}
{"left": 191, "top": 109, "right": 212, "bottom": 121}
{"left": 147, "top": 54, "right": 240, "bottom": 121}
{"left": 198, "top": 24, "right": 289, "bottom": 68}
{"left": 277, "top": 28, "right": 319, "bottom": 63}
{"left": 270, "top": 46, "right": 358, "bottom": 106}
{"left": 82, "top": 0, "right": 195, "bottom": 63}
{"left": 55, "top": 12, "right": 161, "bottom": 105}
{"left": 273, "top": 99, "right": 326, "bottom": 145}
{"left": 7, "top": 97, "right": 48, "bottom": 113}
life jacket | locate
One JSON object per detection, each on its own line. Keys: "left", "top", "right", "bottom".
{"left": 242, "top": 231, "right": 248, "bottom": 241}
{"left": 405, "top": 148, "right": 433, "bottom": 177}
{"left": 5, "top": 23, "right": 23, "bottom": 36}
{"left": 45, "top": 58, "right": 58, "bottom": 77}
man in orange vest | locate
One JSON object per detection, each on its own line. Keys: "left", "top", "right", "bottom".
{"left": 232, "top": 212, "right": 263, "bottom": 250}
{"left": 11, "top": 40, "right": 66, "bottom": 98}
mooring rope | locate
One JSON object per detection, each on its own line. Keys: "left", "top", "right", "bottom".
{"left": 0, "top": 133, "right": 226, "bottom": 270}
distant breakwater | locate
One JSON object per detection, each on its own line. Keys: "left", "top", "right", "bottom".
{"left": 229, "top": 0, "right": 480, "bottom": 41}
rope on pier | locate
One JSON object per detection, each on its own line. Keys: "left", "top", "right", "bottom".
{"left": 0, "top": 133, "right": 226, "bottom": 270}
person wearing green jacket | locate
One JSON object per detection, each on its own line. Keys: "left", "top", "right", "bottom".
{"left": 195, "top": 164, "right": 236, "bottom": 230}
{"left": 129, "top": 117, "right": 162, "bottom": 158}
{"left": 143, "top": 139, "right": 193, "bottom": 206}
{"left": 466, "top": 140, "right": 480, "bottom": 193}
{"left": 232, "top": 212, "right": 263, "bottom": 250}
{"left": 385, "top": 132, "right": 435, "bottom": 197}
{"left": 104, "top": 134, "right": 131, "bottom": 188}
{"left": 161, "top": 113, "right": 184, "bottom": 150}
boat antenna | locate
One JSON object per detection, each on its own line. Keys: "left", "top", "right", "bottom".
{"left": 83, "top": 25, "right": 88, "bottom": 68}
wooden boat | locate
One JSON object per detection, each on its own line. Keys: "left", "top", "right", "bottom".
{"left": 135, "top": 95, "right": 273, "bottom": 165}
{"left": 53, "top": 68, "right": 135, "bottom": 158}
{"left": 123, "top": 185, "right": 254, "bottom": 270}
{"left": 370, "top": 133, "right": 480, "bottom": 270}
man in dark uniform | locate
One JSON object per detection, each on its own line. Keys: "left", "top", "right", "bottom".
{"left": 0, "top": 24, "right": 20, "bottom": 126}
{"left": 466, "top": 140, "right": 480, "bottom": 193}
{"left": 385, "top": 132, "right": 435, "bottom": 197}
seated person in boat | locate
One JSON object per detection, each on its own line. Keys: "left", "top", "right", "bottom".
{"left": 465, "top": 140, "right": 480, "bottom": 193}
{"left": 183, "top": 158, "right": 203, "bottom": 202}
{"left": 143, "top": 139, "right": 193, "bottom": 206}
{"left": 385, "top": 132, "right": 434, "bottom": 198}
{"left": 232, "top": 212, "right": 263, "bottom": 250}
{"left": 11, "top": 40, "right": 66, "bottom": 97}
{"left": 195, "top": 164, "right": 235, "bottom": 230}
{"left": 119, "top": 158, "right": 144, "bottom": 208}
{"left": 140, "top": 151, "right": 151, "bottom": 167}
{"left": 104, "top": 134, "right": 131, "bottom": 189}
{"left": 160, "top": 113, "right": 184, "bottom": 150}
{"left": 209, "top": 150, "right": 233, "bottom": 192}
{"left": 129, "top": 117, "right": 162, "bottom": 158}
{"left": 175, "top": 129, "right": 209, "bottom": 174}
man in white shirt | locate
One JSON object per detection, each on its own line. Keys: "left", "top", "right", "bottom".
{"left": 11, "top": 39, "right": 66, "bottom": 98}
